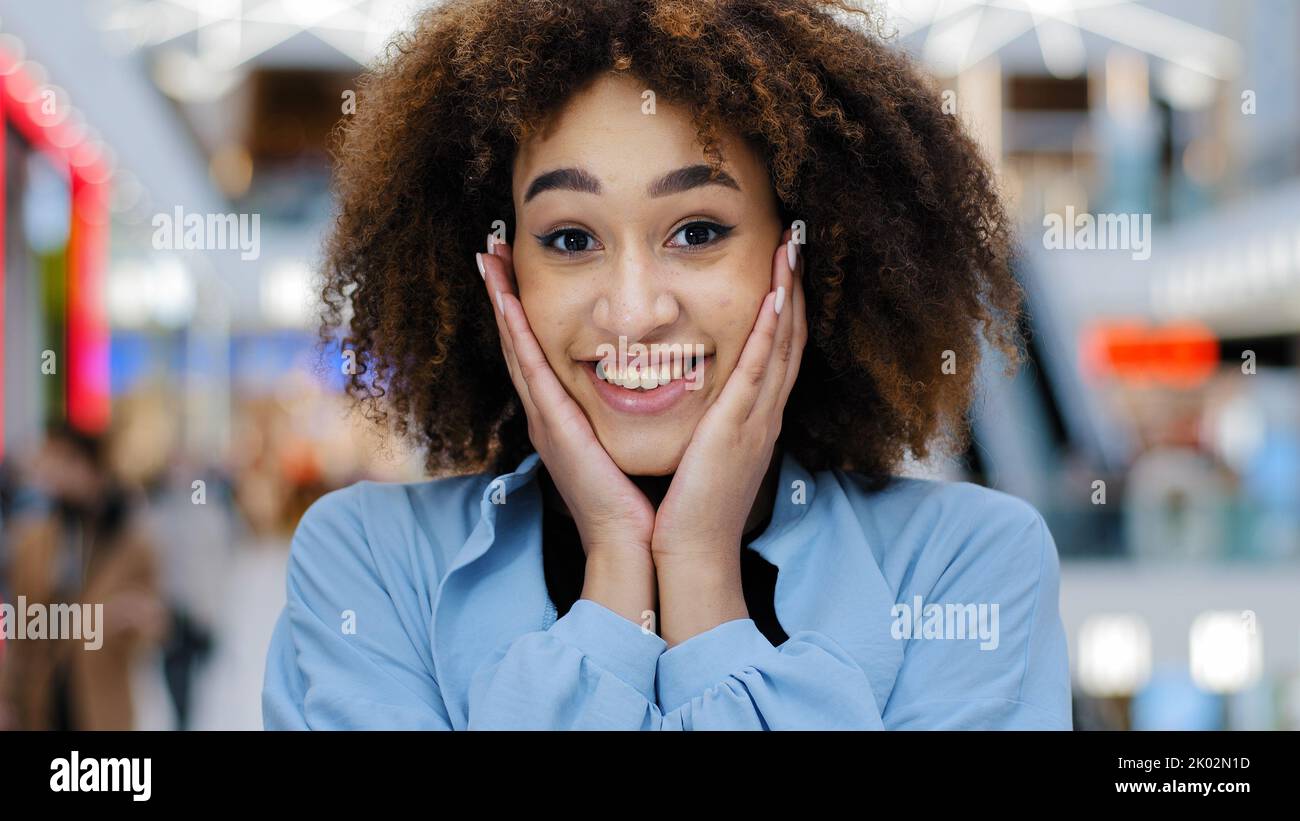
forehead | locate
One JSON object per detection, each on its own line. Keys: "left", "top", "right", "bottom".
{"left": 511, "top": 72, "right": 766, "bottom": 201}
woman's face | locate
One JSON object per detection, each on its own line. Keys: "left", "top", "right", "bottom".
{"left": 511, "top": 73, "right": 783, "bottom": 476}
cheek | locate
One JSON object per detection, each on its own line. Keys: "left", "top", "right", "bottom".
{"left": 518, "top": 275, "right": 586, "bottom": 361}
{"left": 518, "top": 292, "right": 565, "bottom": 356}
{"left": 715, "top": 298, "right": 761, "bottom": 356}
{"left": 706, "top": 268, "right": 770, "bottom": 346}
{"left": 713, "top": 295, "right": 749, "bottom": 337}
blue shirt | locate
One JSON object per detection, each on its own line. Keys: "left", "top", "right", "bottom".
{"left": 262, "top": 450, "right": 1073, "bottom": 729}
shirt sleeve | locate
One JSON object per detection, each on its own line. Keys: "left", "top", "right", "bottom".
{"left": 879, "top": 508, "right": 1073, "bottom": 729}
{"left": 262, "top": 486, "right": 671, "bottom": 731}
{"left": 466, "top": 602, "right": 880, "bottom": 730}
{"left": 651, "top": 621, "right": 886, "bottom": 729}
{"left": 262, "top": 487, "right": 453, "bottom": 730}
{"left": 640, "top": 496, "right": 1072, "bottom": 731}
{"left": 466, "top": 598, "right": 667, "bottom": 729}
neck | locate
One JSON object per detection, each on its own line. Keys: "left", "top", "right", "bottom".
{"left": 540, "top": 446, "right": 783, "bottom": 542}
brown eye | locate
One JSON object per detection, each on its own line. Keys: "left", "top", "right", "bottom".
{"left": 537, "top": 228, "right": 596, "bottom": 254}
{"left": 667, "top": 221, "right": 733, "bottom": 249}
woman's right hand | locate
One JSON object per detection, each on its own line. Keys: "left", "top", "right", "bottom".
{"left": 478, "top": 235, "right": 657, "bottom": 624}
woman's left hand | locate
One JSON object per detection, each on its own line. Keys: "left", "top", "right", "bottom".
{"left": 650, "top": 227, "right": 806, "bottom": 641}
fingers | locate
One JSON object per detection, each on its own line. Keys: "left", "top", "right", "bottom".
{"left": 779, "top": 247, "right": 807, "bottom": 403}
{"left": 761, "top": 231, "right": 806, "bottom": 414}
{"left": 480, "top": 238, "right": 583, "bottom": 433}
{"left": 712, "top": 288, "right": 780, "bottom": 423}
{"left": 487, "top": 232, "right": 516, "bottom": 289}
{"left": 754, "top": 233, "right": 796, "bottom": 411}
{"left": 479, "top": 238, "right": 537, "bottom": 414}
{"left": 712, "top": 226, "right": 806, "bottom": 424}
{"left": 499, "top": 290, "right": 593, "bottom": 438}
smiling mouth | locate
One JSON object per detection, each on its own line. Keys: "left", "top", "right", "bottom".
{"left": 589, "top": 351, "right": 707, "bottom": 390}
{"left": 579, "top": 352, "right": 712, "bottom": 415}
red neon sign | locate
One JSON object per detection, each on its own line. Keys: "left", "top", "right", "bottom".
{"left": 1080, "top": 320, "right": 1220, "bottom": 388}
{"left": 0, "top": 45, "right": 112, "bottom": 458}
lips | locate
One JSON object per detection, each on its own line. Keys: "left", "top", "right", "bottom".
{"left": 593, "top": 349, "right": 704, "bottom": 389}
{"left": 580, "top": 354, "right": 711, "bottom": 415}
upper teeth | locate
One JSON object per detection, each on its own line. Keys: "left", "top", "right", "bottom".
{"left": 596, "top": 359, "right": 691, "bottom": 390}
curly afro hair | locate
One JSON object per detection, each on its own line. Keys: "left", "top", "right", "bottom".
{"left": 320, "top": 0, "right": 1023, "bottom": 486}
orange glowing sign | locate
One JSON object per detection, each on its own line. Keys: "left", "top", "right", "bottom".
{"left": 1080, "top": 321, "right": 1219, "bottom": 388}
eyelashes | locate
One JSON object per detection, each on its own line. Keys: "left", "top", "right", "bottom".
{"left": 668, "top": 221, "right": 734, "bottom": 250}
{"left": 535, "top": 227, "right": 597, "bottom": 255}
{"left": 532, "top": 220, "right": 736, "bottom": 257}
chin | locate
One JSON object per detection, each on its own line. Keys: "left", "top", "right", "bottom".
{"left": 599, "top": 432, "right": 688, "bottom": 477}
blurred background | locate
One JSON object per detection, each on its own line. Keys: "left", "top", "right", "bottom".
{"left": 0, "top": 0, "right": 1296, "bottom": 730}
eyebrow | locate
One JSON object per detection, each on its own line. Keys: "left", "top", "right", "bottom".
{"left": 522, "top": 163, "right": 741, "bottom": 203}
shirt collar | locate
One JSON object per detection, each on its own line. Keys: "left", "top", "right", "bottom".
{"left": 429, "top": 450, "right": 546, "bottom": 728}
{"left": 471, "top": 447, "right": 812, "bottom": 554}
{"left": 745, "top": 448, "right": 817, "bottom": 561}
{"left": 747, "top": 449, "right": 904, "bottom": 712}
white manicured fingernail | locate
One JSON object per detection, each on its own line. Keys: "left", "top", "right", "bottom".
{"left": 774, "top": 286, "right": 786, "bottom": 315}
{"left": 486, "top": 234, "right": 496, "bottom": 255}
{"left": 496, "top": 291, "right": 504, "bottom": 315}
{"left": 786, "top": 239, "right": 798, "bottom": 271}
{"left": 476, "top": 252, "right": 485, "bottom": 279}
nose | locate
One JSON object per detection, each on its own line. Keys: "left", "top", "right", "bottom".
{"left": 591, "top": 249, "right": 680, "bottom": 342}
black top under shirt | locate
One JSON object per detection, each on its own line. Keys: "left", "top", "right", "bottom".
{"left": 540, "top": 497, "right": 789, "bottom": 647}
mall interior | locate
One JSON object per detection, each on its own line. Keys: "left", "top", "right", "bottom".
{"left": 0, "top": 0, "right": 1297, "bottom": 730}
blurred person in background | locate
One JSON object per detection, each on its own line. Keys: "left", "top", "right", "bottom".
{"left": 111, "top": 388, "right": 223, "bottom": 729}
{"left": 0, "top": 423, "right": 167, "bottom": 730}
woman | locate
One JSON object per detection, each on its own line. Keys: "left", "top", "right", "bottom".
{"left": 262, "top": 0, "right": 1072, "bottom": 730}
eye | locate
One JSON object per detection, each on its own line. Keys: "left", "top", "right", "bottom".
{"left": 667, "top": 220, "right": 734, "bottom": 250}
{"left": 536, "top": 227, "right": 599, "bottom": 255}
